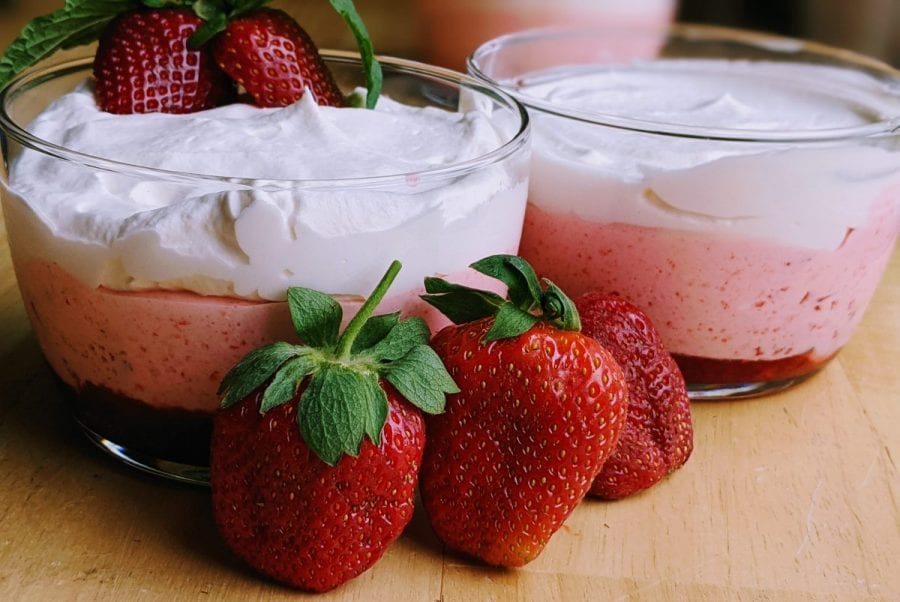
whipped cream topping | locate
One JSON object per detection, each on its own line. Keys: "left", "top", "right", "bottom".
{"left": 5, "top": 84, "right": 527, "bottom": 299}
{"left": 518, "top": 60, "right": 900, "bottom": 250}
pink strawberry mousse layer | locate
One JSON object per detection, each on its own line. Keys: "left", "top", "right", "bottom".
{"left": 521, "top": 194, "right": 898, "bottom": 363}
{"left": 17, "top": 259, "right": 494, "bottom": 414}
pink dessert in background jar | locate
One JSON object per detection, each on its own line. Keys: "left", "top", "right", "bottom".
{"left": 0, "top": 54, "right": 530, "bottom": 480}
{"left": 416, "top": 0, "right": 677, "bottom": 70}
{"left": 471, "top": 26, "right": 900, "bottom": 398}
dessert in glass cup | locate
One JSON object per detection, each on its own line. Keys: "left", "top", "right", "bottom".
{"left": 0, "top": 53, "right": 530, "bottom": 482}
{"left": 470, "top": 25, "right": 900, "bottom": 398}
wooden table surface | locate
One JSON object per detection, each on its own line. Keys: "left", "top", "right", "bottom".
{"left": 1, "top": 3, "right": 900, "bottom": 602}
{"left": 0, "top": 226, "right": 898, "bottom": 602}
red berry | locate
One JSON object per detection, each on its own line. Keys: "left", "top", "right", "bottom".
{"left": 211, "top": 385, "right": 424, "bottom": 592}
{"left": 211, "top": 8, "right": 345, "bottom": 108}
{"left": 576, "top": 293, "right": 694, "bottom": 499}
{"left": 93, "top": 9, "right": 234, "bottom": 114}
{"left": 421, "top": 319, "right": 628, "bottom": 567}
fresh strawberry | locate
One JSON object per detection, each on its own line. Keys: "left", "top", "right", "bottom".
{"left": 93, "top": 9, "right": 234, "bottom": 114}
{"left": 419, "top": 255, "right": 629, "bottom": 567}
{"left": 211, "top": 261, "right": 457, "bottom": 591}
{"left": 209, "top": 8, "right": 345, "bottom": 108}
{"left": 576, "top": 293, "right": 694, "bottom": 499}
{"left": 1, "top": 1, "right": 382, "bottom": 111}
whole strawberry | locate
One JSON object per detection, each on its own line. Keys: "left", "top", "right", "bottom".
{"left": 576, "top": 293, "right": 694, "bottom": 500}
{"left": 0, "top": 0, "right": 383, "bottom": 111}
{"left": 93, "top": 8, "right": 235, "bottom": 114}
{"left": 420, "top": 255, "right": 629, "bottom": 567}
{"left": 212, "top": 261, "right": 457, "bottom": 592}
{"left": 207, "top": 7, "right": 345, "bottom": 108}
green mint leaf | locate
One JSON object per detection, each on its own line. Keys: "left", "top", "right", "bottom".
{"left": 298, "top": 364, "right": 374, "bottom": 465}
{"left": 351, "top": 312, "right": 400, "bottom": 353}
{"left": 328, "top": 0, "right": 382, "bottom": 109}
{"left": 471, "top": 255, "right": 542, "bottom": 311}
{"left": 0, "top": 0, "right": 135, "bottom": 89}
{"left": 541, "top": 279, "right": 581, "bottom": 332}
{"left": 484, "top": 303, "right": 540, "bottom": 343}
{"left": 287, "top": 286, "right": 342, "bottom": 349}
{"left": 385, "top": 345, "right": 458, "bottom": 415}
{"left": 259, "top": 351, "right": 319, "bottom": 413}
{"left": 368, "top": 317, "right": 431, "bottom": 362}
{"left": 218, "top": 341, "right": 303, "bottom": 407}
{"left": 421, "top": 277, "right": 505, "bottom": 324}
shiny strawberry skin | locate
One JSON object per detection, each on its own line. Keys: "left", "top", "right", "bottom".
{"left": 93, "top": 9, "right": 234, "bottom": 114}
{"left": 211, "top": 384, "right": 424, "bottom": 592}
{"left": 576, "top": 294, "right": 694, "bottom": 500}
{"left": 421, "top": 319, "right": 628, "bottom": 567}
{"left": 211, "top": 8, "right": 345, "bottom": 108}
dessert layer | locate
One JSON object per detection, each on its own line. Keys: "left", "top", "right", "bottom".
{"left": 519, "top": 60, "right": 900, "bottom": 252}
{"left": 16, "top": 259, "right": 502, "bottom": 412}
{"left": 6, "top": 84, "right": 527, "bottom": 300}
{"left": 520, "top": 197, "right": 897, "bottom": 363}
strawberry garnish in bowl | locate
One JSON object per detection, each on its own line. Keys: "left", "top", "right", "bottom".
{"left": 419, "top": 255, "right": 629, "bottom": 567}
{"left": 0, "top": 0, "right": 383, "bottom": 112}
{"left": 206, "top": 7, "right": 344, "bottom": 108}
{"left": 212, "top": 261, "right": 457, "bottom": 591}
{"left": 576, "top": 293, "right": 694, "bottom": 499}
{"left": 94, "top": 8, "right": 234, "bottom": 114}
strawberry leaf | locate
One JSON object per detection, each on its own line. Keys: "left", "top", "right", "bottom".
{"left": 287, "top": 287, "right": 342, "bottom": 349}
{"left": 259, "top": 351, "right": 319, "bottom": 413}
{"left": 218, "top": 341, "right": 303, "bottom": 407}
{"left": 351, "top": 312, "right": 400, "bottom": 353}
{"left": 367, "top": 317, "right": 431, "bottom": 362}
{"left": 471, "top": 255, "right": 541, "bottom": 311}
{"left": 362, "top": 376, "right": 390, "bottom": 446}
{"left": 189, "top": 0, "right": 229, "bottom": 47}
{"left": 221, "top": 260, "right": 455, "bottom": 466}
{"left": 328, "top": 0, "right": 382, "bottom": 109}
{"left": 484, "top": 303, "right": 539, "bottom": 342}
{"left": 541, "top": 279, "right": 581, "bottom": 332}
{"left": 421, "top": 277, "right": 505, "bottom": 324}
{"left": 0, "top": 0, "right": 136, "bottom": 89}
{"left": 385, "top": 345, "right": 458, "bottom": 415}
{"left": 422, "top": 255, "right": 583, "bottom": 341}
{"left": 298, "top": 364, "right": 373, "bottom": 465}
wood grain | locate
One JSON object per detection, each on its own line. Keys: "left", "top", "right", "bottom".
{"left": 1, "top": 3, "right": 898, "bottom": 601}
{"left": 1, "top": 241, "right": 897, "bottom": 600}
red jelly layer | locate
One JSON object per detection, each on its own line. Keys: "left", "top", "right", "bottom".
{"left": 65, "top": 381, "right": 213, "bottom": 466}
{"left": 673, "top": 350, "right": 836, "bottom": 387}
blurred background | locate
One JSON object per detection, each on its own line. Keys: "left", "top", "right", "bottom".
{"left": 0, "top": 0, "right": 897, "bottom": 69}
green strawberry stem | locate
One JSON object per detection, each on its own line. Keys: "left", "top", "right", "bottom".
{"left": 335, "top": 260, "right": 400, "bottom": 359}
{"left": 218, "top": 259, "right": 457, "bottom": 465}
{"left": 422, "top": 254, "right": 582, "bottom": 342}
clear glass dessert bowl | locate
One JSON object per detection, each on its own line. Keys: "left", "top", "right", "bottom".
{"left": 469, "top": 25, "right": 900, "bottom": 399}
{"left": 0, "top": 52, "right": 531, "bottom": 483}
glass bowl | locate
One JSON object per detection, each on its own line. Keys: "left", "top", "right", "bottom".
{"left": 0, "top": 52, "right": 531, "bottom": 483}
{"left": 469, "top": 25, "right": 900, "bottom": 399}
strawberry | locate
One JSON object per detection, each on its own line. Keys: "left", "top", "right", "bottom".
{"left": 208, "top": 8, "right": 345, "bottom": 108}
{"left": 93, "top": 9, "right": 234, "bottom": 114}
{"left": 419, "top": 255, "right": 629, "bottom": 567}
{"left": 1, "top": 1, "right": 383, "bottom": 111}
{"left": 576, "top": 293, "right": 694, "bottom": 499}
{"left": 211, "top": 261, "right": 457, "bottom": 591}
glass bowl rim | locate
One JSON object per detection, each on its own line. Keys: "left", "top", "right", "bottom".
{"left": 0, "top": 50, "right": 531, "bottom": 189}
{"left": 467, "top": 23, "right": 900, "bottom": 144}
